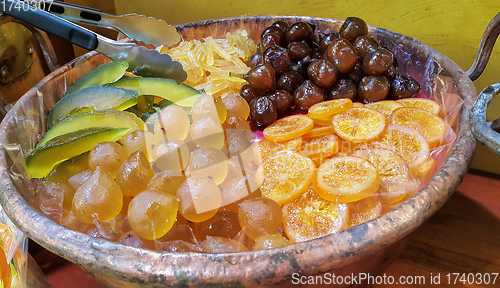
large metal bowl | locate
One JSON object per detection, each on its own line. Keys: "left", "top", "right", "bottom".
{"left": 0, "top": 16, "right": 476, "bottom": 287}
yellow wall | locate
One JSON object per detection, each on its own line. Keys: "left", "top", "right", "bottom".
{"left": 108, "top": 0, "right": 500, "bottom": 173}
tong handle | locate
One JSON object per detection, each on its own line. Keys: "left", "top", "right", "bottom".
{"left": 1, "top": 0, "right": 98, "bottom": 50}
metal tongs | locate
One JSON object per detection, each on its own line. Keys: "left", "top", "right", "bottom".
{"left": 0, "top": 0, "right": 187, "bottom": 81}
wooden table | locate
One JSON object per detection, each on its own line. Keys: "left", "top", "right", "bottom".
{"left": 43, "top": 171, "right": 500, "bottom": 287}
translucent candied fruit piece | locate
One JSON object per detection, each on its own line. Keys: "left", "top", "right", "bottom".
{"left": 88, "top": 141, "right": 128, "bottom": 178}
{"left": 220, "top": 175, "right": 261, "bottom": 213}
{"left": 177, "top": 176, "right": 222, "bottom": 222}
{"left": 115, "top": 150, "right": 156, "bottom": 197}
{"left": 72, "top": 166, "right": 123, "bottom": 223}
{"left": 117, "top": 230, "right": 156, "bottom": 250}
{"left": 282, "top": 186, "right": 348, "bottom": 243}
{"left": 185, "top": 146, "right": 228, "bottom": 185}
{"left": 252, "top": 137, "right": 302, "bottom": 165}
{"left": 68, "top": 169, "right": 91, "bottom": 190}
{"left": 201, "top": 236, "right": 249, "bottom": 253}
{"left": 238, "top": 197, "right": 282, "bottom": 240}
{"left": 122, "top": 129, "right": 163, "bottom": 161}
{"left": 46, "top": 152, "right": 89, "bottom": 184}
{"left": 189, "top": 116, "right": 225, "bottom": 149}
{"left": 192, "top": 94, "right": 226, "bottom": 123}
{"left": 61, "top": 210, "right": 95, "bottom": 234}
{"left": 253, "top": 233, "right": 291, "bottom": 250}
{"left": 147, "top": 169, "right": 186, "bottom": 196}
{"left": 222, "top": 93, "right": 251, "bottom": 120}
{"left": 128, "top": 190, "right": 178, "bottom": 240}
{"left": 223, "top": 115, "right": 252, "bottom": 140}
{"left": 152, "top": 137, "right": 190, "bottom": 172}
{"left": 193, "top": 210, "right": 241, "bottom": 241}
{"left": 154, "top": 104, "right": 190, "bottom": 140}
{"left": 226, "top": 133, "right": 253, "bottom": 164}
{"left": 37, "top": 182, "right": 71, "bottom": 222}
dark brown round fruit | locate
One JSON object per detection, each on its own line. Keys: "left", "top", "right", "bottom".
{"left": 328, "top": 78, "right": 357, "bottom": 100}
{"left": 247, "top": 53, "right": 262, "bottom": 68}
{"left": 348, "top": 61, "right": 364, "bottom": 84}
{"left": 266, "top": 89, "right": 294, "bottom": 113}
{"left": 287, "top": 41, "right": 312, "bottom": 60}
{"left": 261, "top": 26, "right": 285, "bottom": 43}
{"left": 384, "top": 65, "right": 399, "bottom": 82}
{"left": 262, "top": 45, "right": 291, "bottom": 75}
{"left": 277, "top": 71, "right": 304, "bottom": 93}
{"left": 358, "top": 75, "right": 389, "bottom": 102}
{"left": 325, "top": 38, "right": 359, "bottom": 74}
{"left": 319, "top": 32, "right": 340, "bottom": 52}
{"left": 285, "top": 22, "right": 314, "bottom": 43}
{"left": 353, "top": 35, "right": 379, "bottom": 59}
{"left": 307, "top": 59, "right": 338, "bottom": 89}
{"left": 246, "top": 63, "right": 276, "bottom": 92}
{"left": 362, "top": 48, "right": 394, "bottom": 75}
{"left": 260, "top": 33, "right": 282, "bottom": 51}
{"left": 240, "top": 84, "right": 263, "bottom": 103}
{"left": 271, "top": 20, "right": 290, "bottom": 34}
{"left": 250, "top": 96, "right": 278, "bottom": 127}
{"left": 390, "top": 74, "right": 420, "bottom": 99}
{"left": 293, "top": 80, "right": 325, "bottom": 109}
{"left": 339, "top": 17, "right": 368, "bottom": 43}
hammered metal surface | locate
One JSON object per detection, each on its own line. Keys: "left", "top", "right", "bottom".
{"left": 0, "top": 16, "right": 477, "bottom": 287}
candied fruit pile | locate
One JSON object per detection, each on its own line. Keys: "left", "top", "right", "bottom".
{"left": 28, "top": 17, "right": 454, "bottom": 253}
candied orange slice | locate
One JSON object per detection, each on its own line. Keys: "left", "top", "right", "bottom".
{"left": 347, "top": 192, "right": 382, "bottom": 227}
{"left": 256, "top": 150, "right": 315, "bottom": 205}
{"left": 352, "top": 102, "right": 364, "bottom": 108}
{"left": 351, "top": 148, "right": 410, "bottom": 203}
{"left": 396, "top": 98, "right": 441, "bottom": 115}
{"left": 390, "top": 107, "right": 446, "bottom": 148}
{"left": 263, "top": 115, "right": 314, "bottom": 142}
{"left": 331, "top": 107, "right": 386, "bottom": 142}
{"left": 371, "top": 124, "right": 429, "bottom": 170}
{"left": 412, "top": 156, "right": 436, "bottom": 177}
{"left": 282, "top": 186, "right": 348, "bottom": 243}
{"left": 303, "top": 124, "right": 336, "bottom": 138}
{"left": 308, "top": 98, "right": 353, "bottom": 125}
{"left": 337, "top": 139, "right": 370, "bottom": 155}
{"left": 299, "top": 134, "right": 339, "bottom": 160}
{"left": 314, "top": 155, "right": 380, "bottom": 203}
{"left": 364, "top": 100, "right": 404, "bottom": 120}
{"left": 252, "top": 137, "right": 302, "bottom": 165}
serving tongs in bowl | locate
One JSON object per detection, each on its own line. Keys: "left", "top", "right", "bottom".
{"left": 0, "top": 0, "right": 187, "bottom": 81}
{"left": 29, "top": 0, "right": 180, "bottom": 47}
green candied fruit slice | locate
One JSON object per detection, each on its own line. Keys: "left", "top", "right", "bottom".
{"left": 39, "top": 109, "right": 145, "bottom": 146}
{"left": 48, "top": 86, "right": 138, "bottom": 128}
{"left": 65, "top": 61, "right": 129, "bottom": 95}
{"left": 26, "top": 127, "right": 131, "bottom": 179}
{"left": 108, "top": 77, "right": 202, "bottom": 107}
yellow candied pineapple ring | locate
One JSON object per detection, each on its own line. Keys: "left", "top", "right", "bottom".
{"left": 332, "top": 107, "right": 386, "bottom": 142}
{"left": 314, "top": 155, "right": 380, "bottom": 203}
{"left": 256, "top": 150, "right": 315, "bottom": 205}
{"left": 263, "top": 115, "right": 314, "bottom": 142}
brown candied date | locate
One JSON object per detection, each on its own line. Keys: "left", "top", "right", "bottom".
{"left": 390, "top": 74, "right": 420, "bottom": 99}
{"left": 319, "top": 32, "right": 340, "bottom": 52}
{"left": 325, "top": 38, "right": 359, "bottom": 74}
{"left": 353, "top": 35, "right": 379, "bottom": 59}
{"left": 349, "top": 61, "right": 364, "bottom": 84}
{"left": 328, "top": 78, "right": 357, "bottom": 100}
{"left": 277, "top": 71, "right": 304, "bottom": 93}
{"left": 240, "top": 84, "right": 263, "bottom": 103}
{"left": 250, "top": 96, "right": 278, "bottom": 127}
{"left": 287, "top": 41, "right": 312, "bottom": 60}
{"left": 358, "top": 75, "right": 389, "bottom": 102}
{"left": 307, "top": 59, "right": 338, "bottom": 89}
{"left": 271, "top": 20, "right": 290, "bottom": 33}
{"left": 285, "top": 22, "right": 314, "bottom": 43}
{"left": 362, "top": 48, "right": 394, "bottom": 76}
{"left": 260, "top": 33, "right": 282, "bottom": 51}
{"left": 246, "top": 63, "right": 276, "bottom": 92}
{"left": 262, "top": 26, "right": 285, "bottom": 43}
{"left": 294, "top": 80, "right": 325, "bottom": 110}
{"left": 247, "top": 53, "right": 262, "bottom": 68}
{"left": 266, "top": 89, "right": 294, "bottom": 113}
{"left": 339, "top": 17, "right": 368, "bottom": 43}
{"left": 262, "top": 45, "right": 291, "bottom": 75}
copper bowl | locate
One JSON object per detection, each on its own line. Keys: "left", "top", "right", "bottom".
{"left": 0, "top": 16, "right": 476, "bottom": 287}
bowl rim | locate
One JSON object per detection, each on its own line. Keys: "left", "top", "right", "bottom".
{"left": 0, "top": 15, "right": 477, "bottom": 286}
